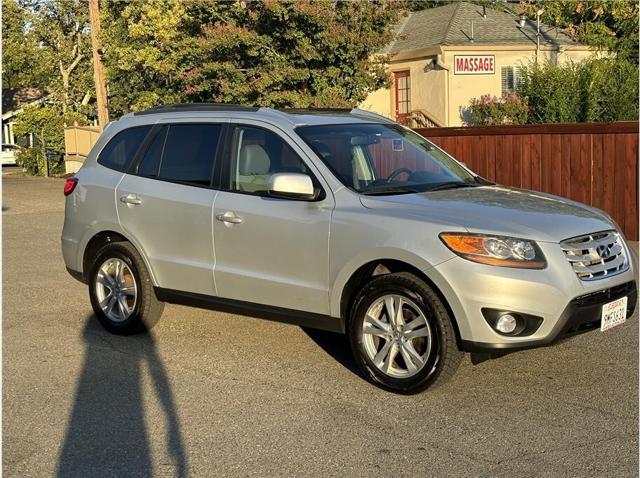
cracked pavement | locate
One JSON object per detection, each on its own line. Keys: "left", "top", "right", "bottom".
{"left": 3, "top": 173, "right": 638, "bottom": 477}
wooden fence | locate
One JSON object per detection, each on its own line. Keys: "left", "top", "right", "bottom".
{"left": 415, "top": 121, "right": 639, "bottom": 240}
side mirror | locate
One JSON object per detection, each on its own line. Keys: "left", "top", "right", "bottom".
{"left": 268, "top": 173, "right": 316, "bottom": 200}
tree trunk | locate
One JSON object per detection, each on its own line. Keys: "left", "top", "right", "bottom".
{"left": 59, "top": 46, "right": 83, "bottom": 114}
{"left": 41, "top": 128, "right": 49, "bottom": 178}
{"left": 60, "top": 61, "right": 69, "bottom": 114}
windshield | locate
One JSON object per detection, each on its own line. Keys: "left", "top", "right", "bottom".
{"left": 296, "top": 123, "right": 479, "bottom": 194}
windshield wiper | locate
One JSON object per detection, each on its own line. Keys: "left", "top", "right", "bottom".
{"left": 474, "top": 176, "right": 495, "bottom": 185}
{"left": 361, "top": 186, "right": 422, "bottom": 196}
{"left": 425, "top": 181, "right": 478, "bottom": 192}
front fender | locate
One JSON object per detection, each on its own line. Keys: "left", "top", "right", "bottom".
{"left": 328, "top": 247, "right": 447, "bottom": 318}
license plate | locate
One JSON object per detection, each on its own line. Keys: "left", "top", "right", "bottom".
{"left": 600, "top": 296, "right": 628, "bottom": 332}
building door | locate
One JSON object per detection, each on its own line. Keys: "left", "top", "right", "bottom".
{"left": 394, "top": 70, "right": 411, "bottom": 124}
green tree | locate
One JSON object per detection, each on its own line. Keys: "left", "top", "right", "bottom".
{"left": 402, "top": 0, "right": 453, "bottom": 12}
{"left": 27, "top": 0, "right": 94, "bottom": 114}
{"left": 4, "top": 0, "right": 97, "bottom": 176}
{"left": 3, "top": 0, "right": 95, "bottom": 112}
{"left": 101, "top": 0, "right": 195, "bottom": 114}
{"left": 183, "top": 1, "right": 399, "bottom": 108}
{"left": 1, "top": 0, "right": 53, "bottom": 89}
{"left": 520, "top": 0, "right": 639, "bottom": 63}
{"left": 102, "top": 0, "right": 401, "bottom": 113}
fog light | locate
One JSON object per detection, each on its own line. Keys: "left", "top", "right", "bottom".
{"left": 496, "top": 314, "right": 517, "bottom": 334}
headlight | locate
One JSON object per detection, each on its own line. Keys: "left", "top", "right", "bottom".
{"left": 439, "top": 233, "right": 546, "bottom": 269}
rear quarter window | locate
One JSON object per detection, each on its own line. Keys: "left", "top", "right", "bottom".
{"left": 97, "top": 126, "right": 152, "bottom": 172}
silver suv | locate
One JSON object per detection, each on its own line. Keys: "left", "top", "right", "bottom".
{"left": 62, "top": 104, "right": 636, "bottom": 393}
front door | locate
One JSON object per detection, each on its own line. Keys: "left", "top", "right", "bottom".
{"left": 116, "top": 123, "right": 222, "bottom": 296}
{"left": 394, "top": 70, "right": 411, "bottom": 124}
{"left": 212, "top": 123, "right": 334, "bottom": 315}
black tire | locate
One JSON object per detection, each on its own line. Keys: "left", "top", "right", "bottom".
{"left": 88, "top": 241, "right": 164, "bottom": 335}
{"left": 348, "top": 272, "right": 463, "bottom": 394}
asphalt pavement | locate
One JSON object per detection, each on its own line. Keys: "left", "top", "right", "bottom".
{"left": 2, "top": 173, "right": 638, "bottom": 477}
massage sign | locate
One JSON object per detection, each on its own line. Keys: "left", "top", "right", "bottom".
{"left": 453, "top": 55, "right": 495, "bottom": 75}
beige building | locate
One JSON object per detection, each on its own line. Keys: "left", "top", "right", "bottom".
{"left": 360, "top": 2, "right": 595, "bottom": 127}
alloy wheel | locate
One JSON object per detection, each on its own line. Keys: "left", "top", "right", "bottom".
{"left": 361, "top": 294, "right": 433, "bottom": 378}
{"left": 94, "top": 258, "right": 137, "bottom": 322}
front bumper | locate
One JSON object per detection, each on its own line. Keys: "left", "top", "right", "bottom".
{"left": 426, "top": 239, "right": 637, "bottom": 352}
{"left": 461, "top": 280, "right": 637, "bottom": 353}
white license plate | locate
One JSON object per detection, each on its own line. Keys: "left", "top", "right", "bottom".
{"left": 600, "top": 296, "right": 628, "bottom": 332}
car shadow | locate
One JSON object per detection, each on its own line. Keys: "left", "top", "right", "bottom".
{"left": 300, "top": 327, "right": 361, "bottom": 377}
{"left": 56, "top": 316, "right": 187, "bottom": 477}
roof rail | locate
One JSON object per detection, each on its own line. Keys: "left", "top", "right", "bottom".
{"left": 279, "top": 107, "right": 396, "bottom": 123}
{"left": 133, "top": 103, "right": 260, "bottom": 116}
{"left": 350, "top": 108, "right": 395, "bottom": 123}
{"left": 279, "top": 107, "right": 352, "bottom": 115}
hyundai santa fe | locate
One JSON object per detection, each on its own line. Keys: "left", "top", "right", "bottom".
{"left": 62, "top": 104, "right": 637, "bottom": 394}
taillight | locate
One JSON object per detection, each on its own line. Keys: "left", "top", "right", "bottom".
{"left": 64, "top": 177, "right": 78, "bottom": 196}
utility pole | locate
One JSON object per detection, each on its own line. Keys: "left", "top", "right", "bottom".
{"left": 88, "top": 0, "right": 109, "bottom": 129}
{"left": 535, "top": 9, "right": 544, "bottom": 63}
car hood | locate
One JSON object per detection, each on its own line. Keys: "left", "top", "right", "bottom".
{"left": 359, "top": 185, "right": 614, "bottom": 243}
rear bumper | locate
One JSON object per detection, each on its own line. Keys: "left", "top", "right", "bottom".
{"left": 461, "top": 280, "right": 637, "bottom": 353}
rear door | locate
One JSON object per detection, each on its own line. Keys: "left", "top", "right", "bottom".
{"left": 116, "top": 122, "right": 223, "bottom": 295}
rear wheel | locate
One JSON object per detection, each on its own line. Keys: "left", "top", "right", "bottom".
{"left": 348, "top": 272, "right": 463, "bottom": 394}
{"left": 89, "top": 241, "right": 164, "bottom": 335}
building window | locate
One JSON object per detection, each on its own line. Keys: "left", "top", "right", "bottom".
{"left": 501, "top": 66, "right": 523, "bottom": 95}
{"left": 394, "top": 70, "right": 411, "bottom": 123}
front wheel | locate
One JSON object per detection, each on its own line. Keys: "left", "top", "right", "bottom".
{"left": 348, "top": 272, "right": 463, "bottom": 394}
{"left": 88, "top": 241, "right": 164, "bottom": 335}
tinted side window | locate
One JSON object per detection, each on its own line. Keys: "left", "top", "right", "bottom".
{"left": 98, "top": 126, "right": 151, "bottom": 172}
{"left": 231, "top": 126, "right": 309, "bottom": 193}
{"left": 158, "top": 124, "right": 221, "bottom": 186}
{"left": 137, "top": 126, "right": 167, "bottom": 177}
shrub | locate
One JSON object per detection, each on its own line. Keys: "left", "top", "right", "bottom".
{"left": 15, "top": 148, "right": 43, "bottom": 176}
{"left": 468, "top": 92, "right": 529, "bottom": 126}
{"left": 583, "top": 58, "right": 639, "bottom": 122}
{"left": 15, "top": 146, "right": 67, "bottom": 176}
{"left": 518, "top": 61, "right": 586, "bottom": 124}
{"left": 13, "top": 104, "right": 87, "bottom": 176}
{"left": 518, "top": 58, "right": 638, "bottom": 124}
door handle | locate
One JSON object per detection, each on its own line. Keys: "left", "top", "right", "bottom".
{"left": 216, "top": 212, "right": 243, "bottom": 225}
{"left": 120, "top": 194, "right": 142, "bottom": 205}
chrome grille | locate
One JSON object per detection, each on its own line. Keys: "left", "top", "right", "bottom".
{"left": 560, "top": 231, "right": 629, "bottom": 281}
